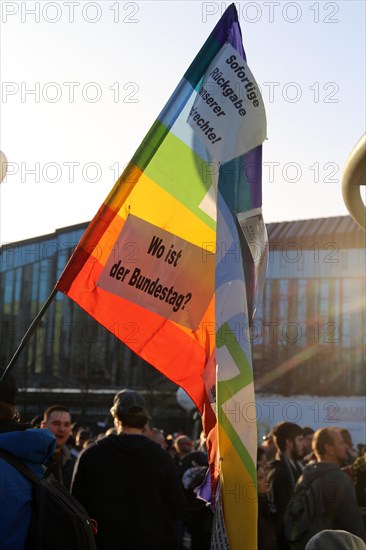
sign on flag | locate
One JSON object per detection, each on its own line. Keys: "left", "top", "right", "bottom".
{"left": 57, "top": 5, "right": 267, "bottom": 548}
{"left": 188, "top": 42, "right": 266, "bottom": 163}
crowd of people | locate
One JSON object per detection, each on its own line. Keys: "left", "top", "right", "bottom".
{"left": 257, "top": 422, "right": 366, "bottom": 549}
{"left": 0, "top": 367, "right": 365, "bottom": 549}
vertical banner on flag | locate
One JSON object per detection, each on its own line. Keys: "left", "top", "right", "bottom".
{"left": 214, "top": 175, "right": 267, "bottom": 549}
{"left": 56, "top": 5, "right": 267, "bottom": 548}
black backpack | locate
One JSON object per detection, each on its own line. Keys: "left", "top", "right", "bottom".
{"left": 284, "top": 470, "right": 334, "bottom": 550}
{"left": 0, "top": 449, "right": 97, "bottom": 550}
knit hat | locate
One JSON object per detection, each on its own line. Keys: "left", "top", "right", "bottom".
{"left": 0, "top": 368, "right": 18, "bottom": 405}
{"left": 305, "top": 530, "right": 366, "bottom": 550}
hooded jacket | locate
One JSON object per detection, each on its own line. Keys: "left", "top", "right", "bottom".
{"left": 0, "top": 424, "right": 56, "bottom": 550}
{"left": 71, "top": 433, "right": 187, "bottom": 550}
{"left": 305, "top": 529, "right": 366, "bottom": 550}
{"left": 298, "top": 462, "right": 366, "bottom": 541}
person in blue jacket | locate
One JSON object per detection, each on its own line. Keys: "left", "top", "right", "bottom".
{"left": 0, "top": 368, "right": 56, "bottom": 550}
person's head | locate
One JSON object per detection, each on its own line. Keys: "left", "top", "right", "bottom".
{"left": 174, "top": 435, "right": 193, "bottom": 457}
{"left": 273, "top": 421, "right": 305, "bottom": 460}
{"left": 312, "top": 427, "right": 347, "bottom": 465}
{"left": 110, "top": 389, "right": 150, "bottom": 433}
{"left": 338, "top": 428, "right": 353, "bottom": 450}
{"left": 30, "top": 414, "right": 43, "bottom": 428}
{"left": 257, "top": 464, "right": 269, "bottom": 495}
{"left": 0, "top": 368, "right": 18, "bottom": 421}
{"left": 302, "top": 427, "right": 315, "bottom": 454}
{"left": 261, "top": 432, "right": 276, "bottom": 461}
{"left": 71, "top": 422, "right": 81, "bottom": 436}
{"left": 305, "top": 529, "right": 366, "bottom": 550}
{"left": 76, "top": 429, "right": 91, "bottom": 449}
{"left": 41, "top": 405, "right": 72, "bottom": 449}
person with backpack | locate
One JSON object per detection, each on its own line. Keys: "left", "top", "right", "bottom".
{"left": 267, "top": 421, "right": 306, "bottom": 548}
{"left": 0, "top": 368, "right": 56, "bottom": 549}
{"left": 0, "top": 368, "right": 98, "bottom": 550}
{"left": 285, "top": 427, "right": 366, "bottom": 550}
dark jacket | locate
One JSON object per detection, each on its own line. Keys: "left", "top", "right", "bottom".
{"left": 0, "top": 423, "right": 56, "bottom": 550}
{"left": 71, "top": 433, "right": 187, "bottom": 550}
{"left": 179, "top": 451, "right": 213, "bottom": 550}
{"left": 298, "top": 462, "right": 366, "bottom": 541}
{"left": 47, "top": 444, "right": 76, "bottom": 490}
{"left": 258, "top": 494, "right": 279, "bottom": 550}
{"left": 268, "top": 452, "right": 303, "bottom": 549}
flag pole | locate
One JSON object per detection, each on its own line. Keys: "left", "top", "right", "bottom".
{"left": 0, "top": 287, "right": 58, "bottom": 384}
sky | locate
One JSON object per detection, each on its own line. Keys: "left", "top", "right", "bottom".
{"left": 1, "top": 0, "right": 365, "bottom": 245}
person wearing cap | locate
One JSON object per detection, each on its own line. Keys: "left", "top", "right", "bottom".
{"left": 71, "top": 389, "right": 187, "bottom": 550}
{"left": 0, "top": 368, "right": 56, "bottom": 550}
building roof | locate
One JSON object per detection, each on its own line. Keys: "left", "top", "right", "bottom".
{"left": 267, "top": 215, "right": 365, "bottom": 249}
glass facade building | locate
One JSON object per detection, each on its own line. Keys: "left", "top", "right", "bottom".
{"left": 253, "top": 217, "right": 365, "bottom": 396}
{"left": 1, "top": 216, "right": 365, "bottom": 425}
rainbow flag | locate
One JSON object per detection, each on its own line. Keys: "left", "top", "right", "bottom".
{"left": 57, "top": 5, "right": 267, "bottom": 548}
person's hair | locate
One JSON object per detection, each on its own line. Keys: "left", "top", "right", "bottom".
{"left": 302, "top": 426, "right": 315, "bottom": 437}
{"left": 339, "top": 428, "right": 352, "bottom": 448}
{"left": 77, "top": 429, "right": 91, "bottom": 440}
{"left": 30, "top": 414, "right": 43, "bottom": 428}
{"left": 272, "top": 422, "right": 303, "bottom": 452}
{"left": 312, "top": 428, "right": 337, "bottom": 456}
{"left": 111, "top": 404, "right": 150, "bottom": 429}
{"left": 71, "top": 422, "right": 81, "bottom": 435}
{"left": 0, "top": 401, "right": 17, "bottom": 421}
{"left": 174, "top": 435, "right": 193, "bottom": 453}
{"left": 43, "top": 405, "right": 71, "bottom": 422}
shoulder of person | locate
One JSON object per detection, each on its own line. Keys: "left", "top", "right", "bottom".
{"left": 268, "top": 458, "right": 287, "bottom": 477}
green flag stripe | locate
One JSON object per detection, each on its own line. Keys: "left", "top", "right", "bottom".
{"left": 217, "top": 322, "right": 256, "bottom": 481}
{"left": 143, "top": 128, "right": 216, "bottom": 229}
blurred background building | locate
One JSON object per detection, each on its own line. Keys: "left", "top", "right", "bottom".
{"left": 1, "top": 216, "right": 365, "bottom": 435}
